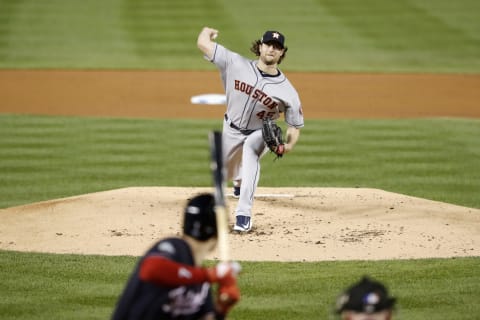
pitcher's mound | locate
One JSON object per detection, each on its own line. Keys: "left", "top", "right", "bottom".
{"left": 0, "top": 187, "right": 479, "bottom": 261}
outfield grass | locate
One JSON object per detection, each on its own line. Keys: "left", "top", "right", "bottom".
{"left": 0, "top": 0, "right": 479, "bottom": 72}
{"left": 1, "top": 114, "right": 479, "bottom": 209}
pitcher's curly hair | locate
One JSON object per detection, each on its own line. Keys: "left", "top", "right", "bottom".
{"left": 250, "top": 40, "right": 288, "bottom": 64}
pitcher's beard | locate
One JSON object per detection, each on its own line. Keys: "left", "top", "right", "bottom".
{"left": 263, "top": 58, "right": 277, "bottom": 66}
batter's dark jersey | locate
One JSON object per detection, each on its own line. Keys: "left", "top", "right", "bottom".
{"left": 111, "top": 238, "right": 216, "bottom": 320}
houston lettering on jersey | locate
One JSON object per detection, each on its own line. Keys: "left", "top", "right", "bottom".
{"left": 234, "top": 80, "right": 278, "bottom": 110}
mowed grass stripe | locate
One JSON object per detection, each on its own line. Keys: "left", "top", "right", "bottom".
{"left": 1, "top": 0, "right": 479, "bottom": 72}
{"left": 0, "top": 0, "right": 133, "bottom": 67}
{"left": 123, "top": 0, "right": 232, "bottom": 62}
{"left": 263, "top": 118, "right": 480, "bottom": 206}
{"left": 0, "top": 116, "right": 220, "bottom": 206}
{"left": 1, "top": 250, "right": 478, "bottom": 320}
{"left": 1, "top": 115, "right": 479, "bottom": 208}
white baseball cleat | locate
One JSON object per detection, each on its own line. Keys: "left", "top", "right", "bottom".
{"left": 233, "top": 215, "right": 252, "bottom": 232}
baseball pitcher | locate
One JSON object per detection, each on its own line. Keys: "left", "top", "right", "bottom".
{"left": 197, "top": 27, "right": 304, "bottom": 232}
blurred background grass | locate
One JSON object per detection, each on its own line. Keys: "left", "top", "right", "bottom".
{"left": 0, "top": 0, "right": 479, "bottom": 72}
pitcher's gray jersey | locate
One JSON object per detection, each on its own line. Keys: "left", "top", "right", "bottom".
{"left": 209, "top": 44, "right": 304, "bottom": 130}
{"left": 203, "top": 39, "right": 304, "bottom": 232}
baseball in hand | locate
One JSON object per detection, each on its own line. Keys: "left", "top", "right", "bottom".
{"left": 211, "top": 33, "right": 218, "bottom": 40}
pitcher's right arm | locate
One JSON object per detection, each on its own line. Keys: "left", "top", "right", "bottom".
{"left": 197, "top": 27, "right": 219, "bottom": 60}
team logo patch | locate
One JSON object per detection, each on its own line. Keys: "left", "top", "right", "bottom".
{"left": 157, "top": 242, "right": 176, "bottom": 254}
{"left": 186, "top": 205, "right": 201, "bottom": 214}
{"left": 178, "top": 267, "right": 193, "bottom": 279}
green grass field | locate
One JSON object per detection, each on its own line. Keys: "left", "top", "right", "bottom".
{"left": 0, "top": 0, "right": 479, "bottom": 72}
{"left": 1, "top": 0, "right": 479, "bottom": 319}
{"left": 1, "top": 251, "right": 479, "bottom": 320}
{"left": 1, "top": 115, "right": 479, "bottom": 209}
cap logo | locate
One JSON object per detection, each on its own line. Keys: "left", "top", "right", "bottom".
{"left": 365, "top": 292, "right": 380, "bottom": 305}
{"left": 272, "top": 32, "right": 280, "bottom": 39}
{"left": 157, "top": 242, "right": 175, "bottom": 254}
{"left": 186, "top": 205, "right": 201, "bottom": 214}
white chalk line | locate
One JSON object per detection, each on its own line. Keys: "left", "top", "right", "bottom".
{"left": 227, "top": 193, "right": 295, "bottom": 198}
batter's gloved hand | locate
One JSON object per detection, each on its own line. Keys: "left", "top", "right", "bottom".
{"left": 205, "top": 261, "right": 241, "bottom": 286}
{"left": 216, "top": 280, "right": 241, "bottom": 316}
{"left": 262, "top": 117, "right": 285, "bottom": 158}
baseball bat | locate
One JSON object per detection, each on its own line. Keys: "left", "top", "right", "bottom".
{"left": 208, "top": 130, "right": 229, "bottom": 262}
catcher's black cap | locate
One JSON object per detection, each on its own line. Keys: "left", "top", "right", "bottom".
{"left": 261, "top": 30, "right": 285, "bottom": 48}
{"left": 183, "top": 193, "right": 217, "bottom": 241}
{"left": 335, "top": 276, "right": 396, "bottom": 314}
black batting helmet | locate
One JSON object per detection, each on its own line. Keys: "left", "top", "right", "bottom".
{"left": 183, "top": 193, "right": 217, "bottom": 241}
{"left": 335, "top": 276, "right": 396, "bottom": 314}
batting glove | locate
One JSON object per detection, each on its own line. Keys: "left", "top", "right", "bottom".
{"left": 216, "top": 280, "right": 241, "bottom": 315}
{"left": 205, "top": 261, "right": 241, "bottom": 285}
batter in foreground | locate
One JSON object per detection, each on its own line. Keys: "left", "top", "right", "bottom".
{"left": 111, "top": 194, "right": 241, "bottom": 319}
{"left": 197, "top": 27, "right": 304, "bottom": 232}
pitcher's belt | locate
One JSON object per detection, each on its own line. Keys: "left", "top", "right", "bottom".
{"left": 224, "top": 114, "right": 255, "bottom": 135}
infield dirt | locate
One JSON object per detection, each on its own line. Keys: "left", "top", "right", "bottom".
{"left": 0, "top": 70, "right": 479, "bottom": 261}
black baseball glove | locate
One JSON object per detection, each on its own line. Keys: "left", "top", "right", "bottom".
{"left": 262, "top": 118, "right": 285, "bottom": 158}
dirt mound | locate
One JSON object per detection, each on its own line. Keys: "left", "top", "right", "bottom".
{"left": 1, "top": 187, "right": 478, "bottom": 261}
